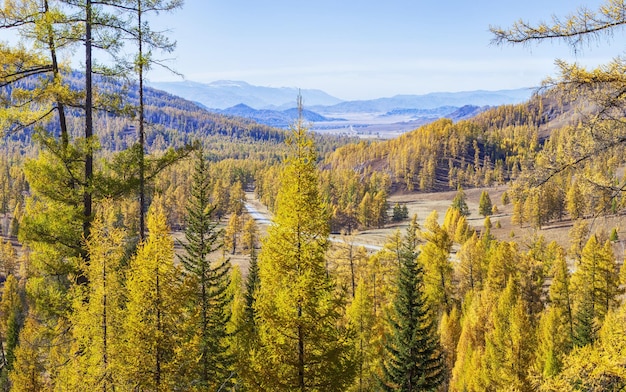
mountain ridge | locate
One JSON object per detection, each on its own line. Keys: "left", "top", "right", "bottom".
{"left": 215, "top": 103, "right": 343, "bottom": 128}
{"left": 311, "top": 88, "right": 533, "bottom": 113}
{"left": 148, "top": 80, "right": 534, "bottom": 112}
{"left": 148, "top": 80, "right": 534, "bottom": 131}
{"left": 148, "top": 80, "right": 343, "bottom": 110}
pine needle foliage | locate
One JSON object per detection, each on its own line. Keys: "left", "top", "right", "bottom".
{"left": 252, "top": 100, "right": 355, "bottom": 391}
{"left": 379, "top": 218, "right": 445, "bottom": 392}
{"left": 121, "top": 203, "right": 180, "bottom": 390}
{"left": 177, "top": 148, "right": 233, "bottom": 389}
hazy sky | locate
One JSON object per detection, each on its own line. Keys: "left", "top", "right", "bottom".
{"left": 147, "top": 0, "right": 616, "bottom": 100}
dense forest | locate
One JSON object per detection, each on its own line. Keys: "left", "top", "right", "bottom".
{"left": 2, "top": 0, "right": 626, "bottom": 391}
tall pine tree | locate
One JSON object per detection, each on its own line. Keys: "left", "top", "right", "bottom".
{"left": 379, "top": 217, "right": 444, "bottom": 392}
{"left": 177, "top": 148, "right": 232, "bottom": 390}
{"left": 251, "top": 97, "right": 355, "bottom": 391}
{"left": 58, "top": 201, "right": 128, "bottom": 390}
{"left": 120, "top": 202, "right": 181, "bottom": 390}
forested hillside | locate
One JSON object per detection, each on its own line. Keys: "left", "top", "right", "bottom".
{"left": 324, "top": 92, "right": 566, "bottom": 194}
{"left": 1, "top": 0, "right": 626, "bottom": 391}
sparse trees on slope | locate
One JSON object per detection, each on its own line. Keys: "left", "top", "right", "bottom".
{"left": 379, "top": 217, "right": 444, "bottom": 392}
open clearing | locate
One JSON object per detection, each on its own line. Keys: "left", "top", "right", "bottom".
{"left": 243, "top": 186, "right": 626, "bottom": 267}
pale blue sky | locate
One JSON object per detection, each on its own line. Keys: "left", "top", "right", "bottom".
{"left": 0, "top": 1, "right": 614, "bottom": 101}
{"left": 148, "top": 1, "right": 616, "bottom": 99}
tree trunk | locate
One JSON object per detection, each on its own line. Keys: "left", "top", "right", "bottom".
{"left": 84, "top": 0, "right": 93, "bottom": 248}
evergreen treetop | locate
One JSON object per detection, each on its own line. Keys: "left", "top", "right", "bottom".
{"left": 380, "top": 218, "right": 444, "bottom": 392}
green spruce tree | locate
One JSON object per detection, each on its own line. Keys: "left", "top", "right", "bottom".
{"left": 379, "top": 217, "right": 444, "bottom": 391}
{"left": 177, "top": 149, "right": 232, "bottom": 390}
{"left": 451, "top": 187, "right": 470, "bottom": 217}
{"left": 478, "top": 190, "right": 493, "bottom": 217}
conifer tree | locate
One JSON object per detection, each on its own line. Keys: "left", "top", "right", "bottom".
{"left": 485, "top": 241, "right": 519, "bottom": 292}
{"left": 241, "top": 215, "right": 259, "bottom": 255}
{"left": 451, "top": 187, "right": 470, "bottom": 216}
{"left": 501, "top": 191, "right": 510, "bottom": 206}
{"left": 392, "top": 202, "right": 409, "bottom": 222}
{"left": 511, "top": 198, "right": 524, "bottom": 227}
{"left": 232, "top": 246, "right": 260, "bottom": 390}
{"left": 379, "top": 217, "right": 444, "bottom": 391}
{"left": 119, "top": 0, "right": 183, "bottom": 240}
{"left": 211, "top": 178, "right": 230, "bottom": 220}
{"left": 8, "top": 317, "right": 46, "bottom": 391}
{"left": 244, "top": 250, "right": 260, "bottom": 332}
{"left": 0, "top": 274, "right": 23, "bottom": 389}
{"left": 548, "top": 249, "right": 574, "bottom": 348}
{"left": 483, "top": 278, "right": 534, "bottom": 391}
{"left": 566, "top": 180, "right": 586, "bottom": 220}
{"left": 347, "top": 279, "right": 378, "bottom": 392}
{"left": 0, "top": 240, "right": 17, "bottom": 282}
{"left": 177, "top": 149, "right": 232, "bottom": 390}
{"left": 534, "top": 306, "right": 570, "bottom": 380}
{"left": 542, "top": 300, "right": 626, "bottom": 391}
{"left": 571, "top": 235, "right": 620, "bottom": 346}
{"left": 420, "top": 210, "right": 454, "bottom": 314}
{"left": 120, "top": 203, "right": 181, "bottom": 390}
{"left": 224, "top": 212, "right": 241, "bottom": 254}
{"left": 456, "top": 232, "right": 488, "bottom": 297}
{"left": 568, "top": 219, "right": 590, "bottom": 260}
{"left": 252, "top": 98, "right": 355, "bottom": 391}
{"left": 450, "top": 291, "right": 493, "bottom": 392}
{"left": 439, "top": 306, "right": 461, "bottom": 387}
{"left": 442, "top": 207, "right": 463, "bottom": 243}
{"left": 229, "top": 181, "right": 246, "bottom": 216}
{"left": 478, "top": 191, "right": 493, "bottom": 217}
{"left": 59, "top": 202, "right": 128, "bottom": 390}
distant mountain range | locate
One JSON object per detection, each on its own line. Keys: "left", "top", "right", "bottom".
{"left": 147, "top": 80, "right": 535, "bottom": 131}
{"left": 312, "top": 89, "right": 534, "bottom": 113}
{"left": 215, "top": 104, "right": 343, "bottom": 129}
{"left": 149, "top": 79, "right": 533, "bottom": 111}
{"left": 147, "top": 80, "right": 342, "bottom": 110}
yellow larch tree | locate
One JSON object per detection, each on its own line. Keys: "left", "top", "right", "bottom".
{"left": 251, "top": 101, "right": 355, "bottom": 391}
{"left": 119, "top": 202, "right": 181, "bottom": 391}
{"left": 57, "top": 201, "right": 128, "bottom": 391}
